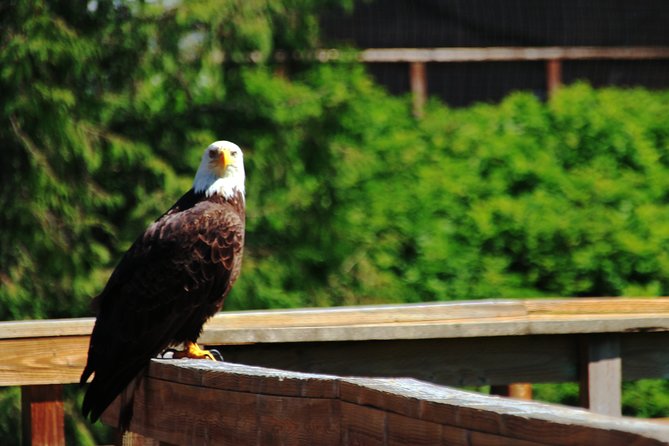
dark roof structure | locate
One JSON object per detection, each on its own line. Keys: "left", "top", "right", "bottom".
{"left": 321, "top": 0, "right": 669, "bottom": 105}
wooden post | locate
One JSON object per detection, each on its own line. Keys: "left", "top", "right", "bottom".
{"left": 490, "top": 383, "right": 533, "bottom": 399}
{"left": 21, "top": 385, "right": 65, "bottom": 446}
{"left": 409, "top": 61, "right": 427, "bottom": 117}
{"left": 546, "top": 59, "right": 562, "bottom": 98}
{"left": 579, "top": 335, "right": 622, "bottom": 416}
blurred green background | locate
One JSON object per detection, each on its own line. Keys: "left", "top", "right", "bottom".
{"left": 2, "top": 0, "right": 669, "bottom": 443}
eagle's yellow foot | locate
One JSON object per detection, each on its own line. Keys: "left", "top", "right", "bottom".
{"left": 173, "top": 341, "right": 216, "bottom": 360}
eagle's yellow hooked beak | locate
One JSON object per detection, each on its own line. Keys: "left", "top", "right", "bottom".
{"left": 221, "top": 149, "right": 232, "bottom": 169}
{"left": 210, "top": 148, "right": 231, "bottom": 169}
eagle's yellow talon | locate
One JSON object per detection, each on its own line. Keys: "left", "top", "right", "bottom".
{"left": 173, "top": 341, "right": 215, "bottom": 360}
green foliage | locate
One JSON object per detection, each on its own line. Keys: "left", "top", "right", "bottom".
{"left": 623, "top": 379, "right": 669, "bottom": 418}
{"left": 9, "top": 1, "right": 669, "bottom": 319}
{"left": 0, "top": 388, "right": 19, "bottom": 444}
{"left": 404, "top": 86, "right": 669, "bottom": 301}
{"left": 533, "top": 382, "right": 580, "bottom": 408}
{"left": 533, "top": 379, "right": 669, "bottom": 419}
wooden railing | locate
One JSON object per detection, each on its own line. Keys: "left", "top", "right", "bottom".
{"left": 3, "top": 298, "right": 669, "bottom": 444}
{"left": 102, "top": 359, "right": 669, "bottom": 445}
{"left": 288, "top": 46, "right": 669, "bottom": 115}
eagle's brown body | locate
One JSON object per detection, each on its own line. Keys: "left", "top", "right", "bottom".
{"left": 81, "top": 171, "right": 245, "bottom": 424}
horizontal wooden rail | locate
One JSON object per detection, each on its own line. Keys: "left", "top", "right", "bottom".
{"left": 359, "top": 46, "right": 669, "bottom": 62}
{"left": 3, "top": 298, "right": 669, "bottom": 444}
{"left": 276, "top": 46, "right": 669, "bottom": 63}
{"left": 275, "top": 45, "right": 669, "bottom": 111}
{"left": 102, "top": 359, "right": 669, "bottom": 446}
{"left": 2, "top": 298, "right": 669, "bottom": 387}
{"left": 199, "top": 298, "right": 669, "bottom": 343}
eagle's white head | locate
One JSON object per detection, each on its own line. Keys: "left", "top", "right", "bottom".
{"left": 193, "top": 141, "right": 245, "bottom": 199}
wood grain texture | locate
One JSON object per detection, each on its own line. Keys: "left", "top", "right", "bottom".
{"left": 0, "top": 318, "right": 94, "bottom": 340}
{"left": 622, "top": 332, "right": 669, "bottom": 380}
{"left": 21, "top": 385, "right": 64, "bottom": 446}
{"left": 199, "top": 298, "right": 669, "bottom": 344}
{"left": 338, "top": 376, "right": 669, "bottom": 446}
{"left": 104, "top": 366, "right": 340, "bottom": 445}
{"left": 101, "top": 360, "right": 669, "bottom": 446}
{"left": 0, "top": 336, "right": 89, "bottom": 386}
{"left": 2, "top": 298, "right": 669, "bottom": 388}
{"left": 3, "top": 298, "right": 669, "bottom": 342}
{"left": 147, "top": 359, "right": 340, "bottom": 399}
{"left": 469, "top": 431, "right": 550, "bottom": 446}
{"left": 116, "top": 431, "right": 162, "bottom": 446}
{"left": 580, "top": 335, "right": 622, "bottom": 416}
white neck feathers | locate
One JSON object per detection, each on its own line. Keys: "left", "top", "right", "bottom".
{"left": 194, "top": 173, "right": 245, "bottom": 199}
{"left": 192, "top": 141, "right": 246, "bottom": 200}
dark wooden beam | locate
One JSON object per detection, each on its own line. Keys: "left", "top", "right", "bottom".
{"left": 211, "top": 335, "right": 580, "bottom": 387}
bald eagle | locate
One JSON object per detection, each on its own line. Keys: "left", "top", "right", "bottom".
{"left": 80, "top": 141, "right": 246, "bottom": 425}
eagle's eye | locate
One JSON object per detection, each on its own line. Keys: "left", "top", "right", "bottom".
{"left": 208, "top": 149, "right": 218, "bottom": 160}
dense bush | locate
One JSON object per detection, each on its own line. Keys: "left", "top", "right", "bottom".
{"left": 234, "top": 80, "right": 669, "bottom": 308}
{"left": 405, "top": 85, "right": 669, "bottom": 301}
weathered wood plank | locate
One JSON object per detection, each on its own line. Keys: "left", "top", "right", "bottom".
{"left": 340, "top": 402, "right": 386, "bottom": 446}
{"left": 201, "top": 314, "right": 669, "bottom": 344}
{"left": 469, "top": 431, "right": 550, "bottom": 446}
{"left": 3, "top": 298, "right": 669, "bottom": 344}
{"left": 104, "top": 366, "right": 341, "bottom": 445}
{"left": 524, "top": 298, "right": 669, "bottom": 316}
{"left": 102, "top": 360, "right": 669, "bottom": 446}
{"left": 212, "top": 335, "right": 579, "bottom": 387}
{"left": 21, "top": 385, "right": 65, "bottom": 446}
{"left": 0, "top": 336, "right": 90, "bottom": 386}
{"left": 0, "top": 318, "right": 94, "bottom": 340}
{"left": 0, "top": 329, "right": 665, "bottom": 391}
{"left": 116, "top": 431, "right": 162, "bottom": 446}
{"left": 580, "top": 335, "right": 622, "bottom": 416}
{"left": 203, "top": 299, "right": 530, "bottom": 331}
{"left": 358, "top": 47, "right": 669, "bottom": 63}
{"left": 147, "top": 359, "right": 340, "bottom": 399}
{"left": 339, "top": 376, "right": 669, "bottom": 446}
{"left": 200, "top": 298, "right": 669, "bottom": 344}
{"left": 2, "top": 299, "right": 669, "bottom": 388}
{"left": 3, "top": 299, "right": 669, "bottom": 342}
{"left": 622, "top": 332, "right": 669, "bottom": 380}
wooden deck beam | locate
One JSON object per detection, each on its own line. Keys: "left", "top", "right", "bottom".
{"left": 2, "top": 299, "right": 669, "bottom": 387}
{"left": 358, "top": 46, "right": 669, "bottom": 63}
{"left": 101, "top": 360, "right": 669, "bottom": 446}
{"left": 2, "top": 299, "right": 669, "bottom": 443}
